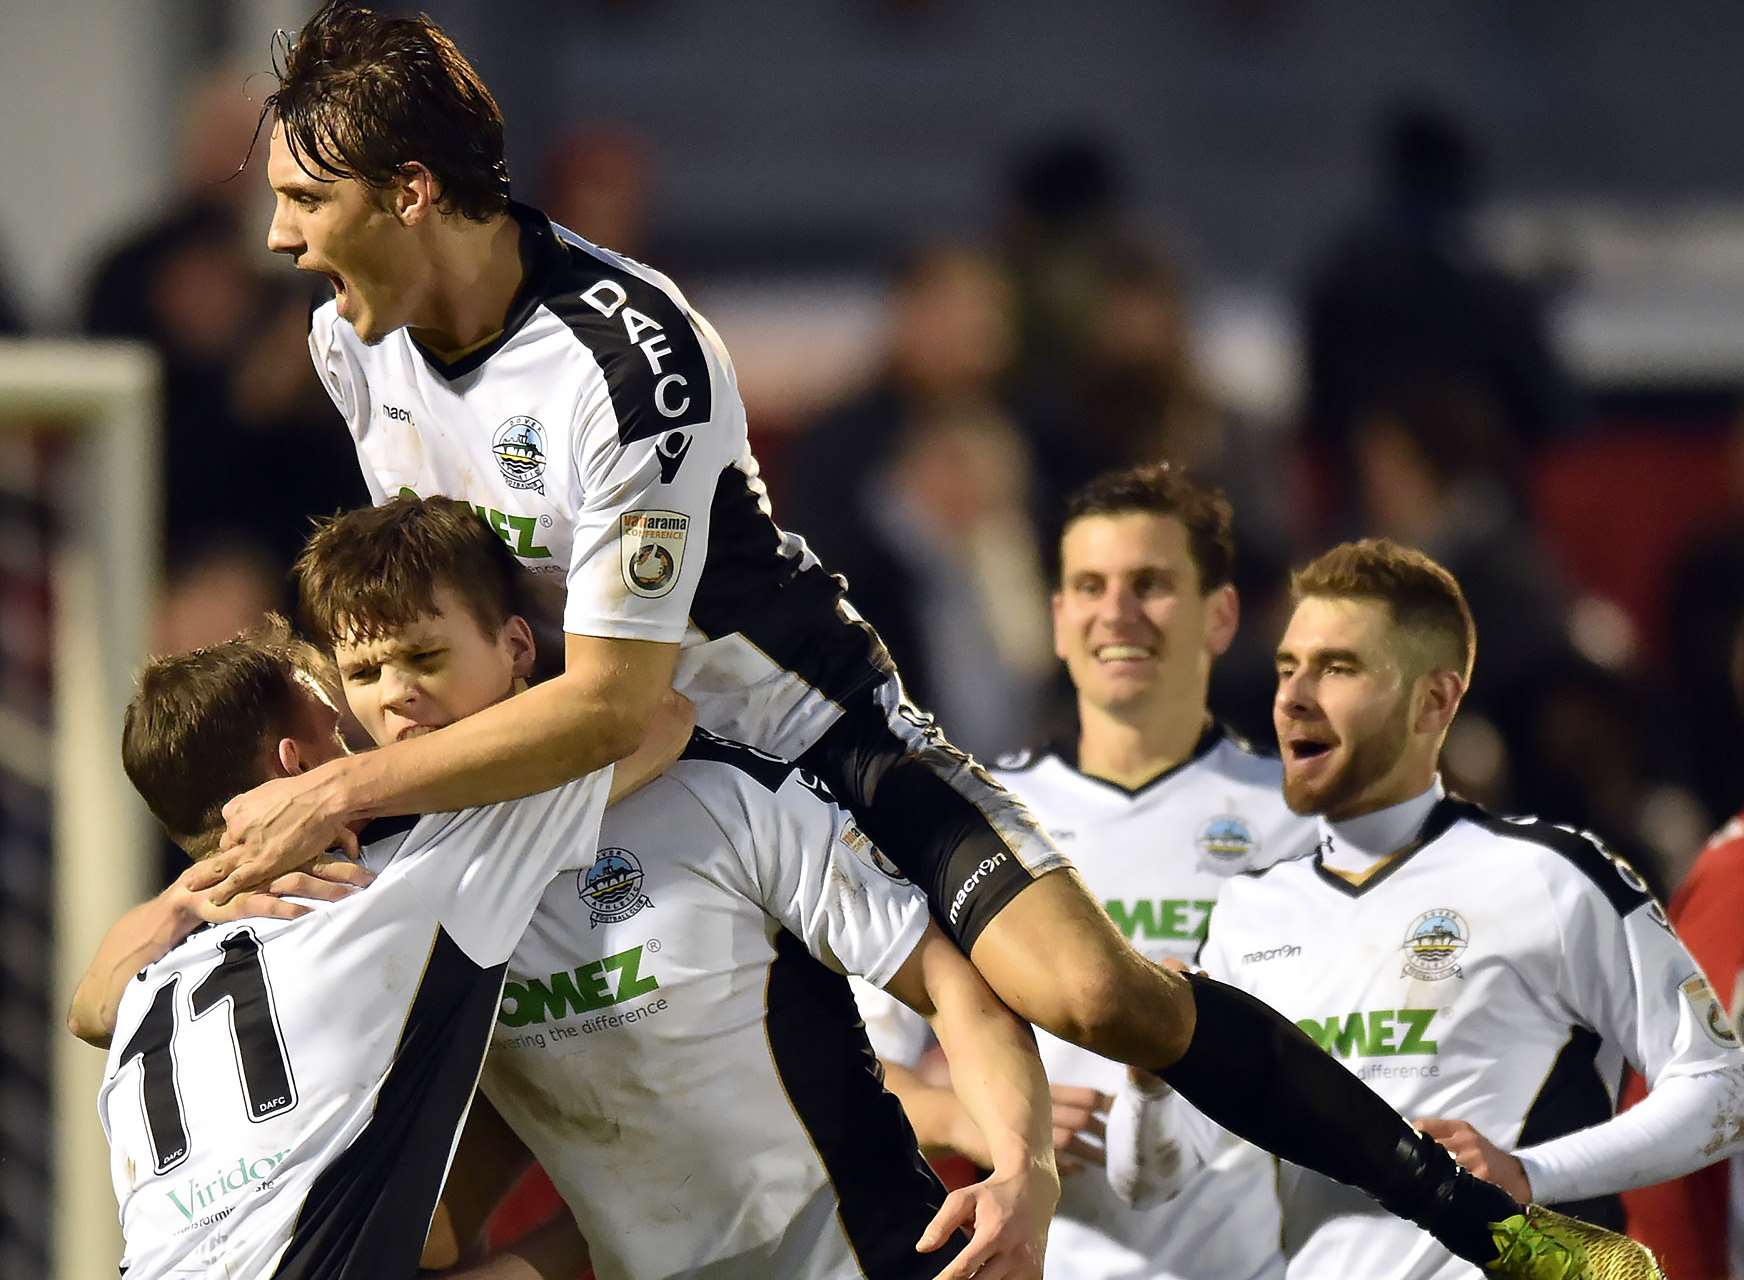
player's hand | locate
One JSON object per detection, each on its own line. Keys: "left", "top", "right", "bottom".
{"left": 1415, "top": 1117, "right": 1533, "bottom": 1203}
{"left": 1049, "top": 1084, "right": 1112, "bottom": 1176}
{"left": 916, "top": 1156, "right": 1055, "bottom": 1280}
{"left": 182, "top": 854, "right": 374, "bottom": 925}
{"left": 197, "top": 771, "right": 360, "bottom": 904}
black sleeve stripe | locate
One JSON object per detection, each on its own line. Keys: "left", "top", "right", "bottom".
{"left": 764, "top": 929, "right": 964, "bottom": 1278}
{"left": 1515, "top": 1026, "right": 1626, "bottom": 1230}
{"left": 679, "top": 726, "right": 797, "bottom": 793}
{"left": 269, "top": 927, "right": 502, "bottom": 1280}
{"left": 1449, "top": 801, "right": 1654, "bottom": 918}
{"left": 544, "top": 247, "right": 714, "bottom": 444}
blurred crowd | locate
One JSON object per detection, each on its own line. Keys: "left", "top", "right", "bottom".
{"left": 6, "top": 71, "right": 1744, "bottom": 909}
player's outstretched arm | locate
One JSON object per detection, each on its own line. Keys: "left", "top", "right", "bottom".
{"left": 885, "top": 923, "right": 1058, "bottom": 1280}
{"left": 65, "top": 856, "right": 372, "bottom": 1047}
{"left": 204, "top": 637, "right": 682, "bottom": 902}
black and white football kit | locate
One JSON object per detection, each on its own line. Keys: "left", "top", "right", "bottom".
{"left": 1106, "top": 782, "right": 1744, "bottom": 1280}
{"left": 309, "top": 203, "right": 1064, "bottom": 951}
{"left": 98, "top": 774, "right": 609, "bottom": 1279}
{"left": 482, "top": 729, "right": 963, "bottom": 1280}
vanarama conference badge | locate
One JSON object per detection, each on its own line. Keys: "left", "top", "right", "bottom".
{"left": 619, "top": 509, "right": 689, "bottom": 598}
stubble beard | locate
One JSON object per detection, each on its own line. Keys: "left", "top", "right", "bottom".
{"left": 1282, "top": 695, "right": 1413, "bottom": 818}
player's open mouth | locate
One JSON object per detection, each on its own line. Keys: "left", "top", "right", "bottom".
{"left": 1094, "top": 644, "right": 1156, "bottom": 664}
{"left": 395, "top": 723, "right": 436, "bottom": 741}
{"left": 323, "top": 272, "right": 346, "bottom": 296}
{"left": 1286, "top": 736, "right": 1334, "bottom": 762}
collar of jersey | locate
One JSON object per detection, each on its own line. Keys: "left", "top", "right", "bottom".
{"left": 1049, "top": 719, "right": 1226, "bottom": 800}
{"left": 409, "top": 201, "right": 563, "bottom": 381}
{"left": 1310, "top": 784, "right": 1469, "bottom": 898}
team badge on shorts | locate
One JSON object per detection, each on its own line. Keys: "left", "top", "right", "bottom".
{"left": 578, "top": 848, "right": 653, "bottom": 928}
{"left": 1401, "top": 909, "right": 1468, "bottom": 980}
{"left": 1679, "top": 973, "right": 1741, "bottom": 1047}
{"left": 619, "top": 510, "right": 689, "bottom": 598}
{"left": 493, "top": 416, "right": 547, "bottom": 493}
{"left": 1197, "top": 813, "right": 1258, "bottom": 868}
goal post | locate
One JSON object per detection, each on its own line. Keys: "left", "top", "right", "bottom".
{"left": 0, "top": 340, "right": 160, "bottom": 1280}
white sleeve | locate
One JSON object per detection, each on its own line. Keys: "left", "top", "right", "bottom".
{"left": 1105, "top": 1073, "right": 1226, "bottom": 1208}
{"left": 719, "top": 768, "right": 929, "bottom": 989}
{"left": 306, "top": 304, "right": 389, "bottom": 503}
{"left": 395, "top": 768, "right": 612, "bottom": 967}
{"left": 1512, "top": 837, "right": 1744, "bottom": 1201}
{"left": 561, "top": 283, "right": 747, "bottom": 643}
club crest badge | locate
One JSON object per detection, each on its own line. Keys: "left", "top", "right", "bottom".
{"left": 578, "top": 848, "right": 652, "bottom": 928}
{"left": 492, "top": 416, "right": 547, "bottom": 493}
{"left": 1401, "top": 909, "right": 1469, "bottom": 980}
{"left": 619, "top": 510, "right": 689, "bottom": 598}
{"left": 1197, "top": 813, "right": 1259, "bottom": 867}
{"left": 1679, "top": 973, "right": 1741, "bottom": 1048}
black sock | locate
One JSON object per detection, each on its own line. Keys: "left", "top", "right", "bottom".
{"left": 1160, "top": 974, "right": 1521, "bottom": 1265}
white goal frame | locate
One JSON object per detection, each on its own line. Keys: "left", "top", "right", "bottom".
{"left": 0, "top": 340, "right": 160, "bottom": 1280}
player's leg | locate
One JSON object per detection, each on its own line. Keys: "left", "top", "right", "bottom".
{"left": 805, "top": 682, "right": 1653, "bottom": 1277}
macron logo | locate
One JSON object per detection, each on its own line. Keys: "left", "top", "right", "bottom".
{"left": 1242, "top": 944, "right": 1302, "bottom": 964}
{"left": 949, "top": 852, "right": 1010, "bottom": 924}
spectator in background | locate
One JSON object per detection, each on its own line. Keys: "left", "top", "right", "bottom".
{"left": 1301, "top": 100, "right": 1577, "bottom": 527}
{"left": 1619, "top": 814, "right": 1744, "bottom": 1280}
{"left": 778, "top": 246, "right": 1053, "bottom": 756}
{"left": 82, "top": 65, "right": 365, "bottom": 648}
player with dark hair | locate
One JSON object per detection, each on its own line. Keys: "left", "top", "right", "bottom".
{"left": 163, "top": 6, "right": 1650, "bottom": 1273}
{"left": 860, "top": 461, "right": 1316, "bottom": 1280}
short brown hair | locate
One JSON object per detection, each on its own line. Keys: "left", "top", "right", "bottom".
{"left": 265, "top": 1, "right": 510, "bottom": 221}
{"left": 1290, "top": 538, "right": 1476, "bottom": 682}
{"left": 122, "top": 619, "right": 326, "bottom": 859}
{"left": 296, "top": 495, "right": 523, "bottom": 650}
{"left": 1060, "top": 462, "right": 1235, "bottom": 591}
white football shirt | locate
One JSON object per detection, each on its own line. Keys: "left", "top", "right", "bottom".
{"left": 854, "top": 725, "right": 1316, "bottom": 1280}
{"left": 479, "top": 729, "right": 952, "bottom": 1280}
{"left": 994, "top": 727, "right": 1314, "bottom": 1280}
{"left": 98, "top": 772, "right": 610, "bottom": 1279}
{"left": 310, "top": 204, "right": 891, "bottom": 759}
{"left": 1201, "top": 797, "right": 1744, "bottom": 1280}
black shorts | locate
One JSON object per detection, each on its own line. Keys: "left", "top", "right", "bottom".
{"left": 798, "top": 676, "right": 1070, "bottom": 952}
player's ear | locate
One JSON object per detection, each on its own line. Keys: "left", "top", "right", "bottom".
{"left": 1203, "top": 583, "right": 1239, "bottom": 658}
{"left": 1414, "top": 669, "right": 1464, "bottom": 736}
{"left": 394, "top": 162, "right": 438, "bottom": 226}
{"left": 502, "top": 615, "right": 536, "bottom": 680}
{"left": 1050, "top": 590, "right": 1069, "bottom": 661}
{"left": 276, "top": 736, "right": 306, "bottom": 777}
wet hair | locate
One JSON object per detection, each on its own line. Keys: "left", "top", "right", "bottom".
{"left": 295, "top": 494, "right": 524, "bottom": 650}
{"left": 1290, "top": 538, "right": 1476, "bottom": 682}
{"left": 264, "top": 1, "right": 510, "bottom": 220}
{"left": 1059, "top": 462, "right": 1235, "bottom": 592}
{"left": 122, "top": 617, "right": 328, "bottom": 859}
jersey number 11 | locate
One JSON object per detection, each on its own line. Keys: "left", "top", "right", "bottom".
{"left": 116, "top": 928, "right": 299, "bottom": 1174}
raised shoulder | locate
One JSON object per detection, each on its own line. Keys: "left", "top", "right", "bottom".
{"left": 542, "top": 231, "right": 715, "bottom": 444}
{"left": 1446, "top": 800, "right": 1657, "bottom": 919}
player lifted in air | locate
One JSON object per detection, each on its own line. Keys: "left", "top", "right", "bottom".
{"left": 178, "top": 5, "right": 1654, "bottom": 1274}
{"left": 1106, "top": 541, "right": 1741, "bottom": 1278}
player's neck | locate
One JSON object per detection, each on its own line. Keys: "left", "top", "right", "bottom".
{"left": 406, "top": 214, "right": 525, "bottom": 359}
{"left": 1075, "top": 697, "right": 1211, "bottom": 791}
{"left": 1318, "top": 775, "right": 1444, "bottom": 879}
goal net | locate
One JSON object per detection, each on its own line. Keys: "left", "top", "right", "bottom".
{"left": 0, "top": 341, "right": 160, "bottom": 1280}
